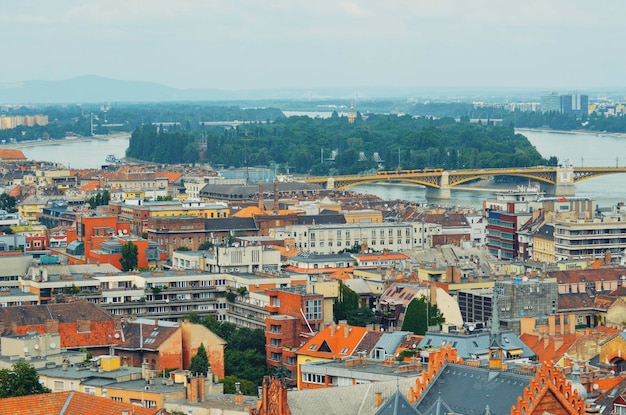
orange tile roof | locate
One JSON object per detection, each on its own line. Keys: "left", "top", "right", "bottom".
{"left": 80, "top": 180, "right": 101, "bottom": 191}
{"left": 519, "top": 332, "right": 577, "bottom": 363}
{"left": 0, "top": 391, "right": 159, "bottom": 415}
{"left": 272, "top": 245, "right": 300, "bottom": 258}
{"left": 0, "top": 149, "right": 27, "bottom": 160}
{"left": 8, "top": 185, "right": 20, "bottom": 197}
{"left": 299, "top": 323, "right": 367, "bottom": 359}
{"left": 590, "top": 375, "right": 626, "bottom": 394}
{"left": 283, "top": 265, "right": 354, "bottom": 275}
{"left": 354, "top": 253, "right": 410, "bottom": 261}
{"left": 161, "top": 171, "right": 183, "bottom": 183}
{"left": 233, "top": 206, "right": 263, "bottom": 218}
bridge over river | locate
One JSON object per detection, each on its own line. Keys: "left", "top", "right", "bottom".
{"left": 303, "top": 166, "right": 626, "bottom": 199}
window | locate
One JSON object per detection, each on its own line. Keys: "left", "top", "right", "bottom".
{"left": 305, "top": 299, "right": 322, "bottom": 320}
{"left": 303, "top": 373, "right": 325, "bottom": 384}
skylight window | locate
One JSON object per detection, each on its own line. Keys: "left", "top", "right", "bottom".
{"left": 308, "top": 344, "right": 317, "bottom": 350}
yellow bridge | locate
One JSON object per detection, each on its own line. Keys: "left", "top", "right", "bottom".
{"left": 303, "top": 166, "right": 626, "bottom": 198}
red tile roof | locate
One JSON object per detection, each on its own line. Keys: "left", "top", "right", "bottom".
{"left": 0, "top": 391, "right": 159, "bottom": 415}
{"left": 0, "top": 149, "right": 27, "bottom": 160}
{"left": 549, "top": 267, "right": 626, "bottom": 284}
{"left": 299, "top": 323, "right": 367, "bottom": 359}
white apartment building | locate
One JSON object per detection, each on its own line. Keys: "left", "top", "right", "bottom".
{"left": 554, "top": 215, "right": 626, "bottom": 263}
{"left": 268, "top": 221, "right": 441, "bottom": 254}
{"left": 171, "top": 244, "right": 281, "bottom": 273}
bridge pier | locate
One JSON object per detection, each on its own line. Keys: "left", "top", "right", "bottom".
{"left": 425, "top": 187, "right": 451, "bottom": 199}
{"left": 544, "top": 166, "right": 576, "bottom": 197}
{"left": 425, "top": 172, "right": 451, "bottom": 199}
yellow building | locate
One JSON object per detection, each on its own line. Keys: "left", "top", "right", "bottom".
{"left": 533, "top": 223, "right": 555, "bottom": 263}
{"left": 148, "top": 200, "right": 230, "bottom": 219}
{"left": 17, "top": 195, "right": 52, "bottom": 223}
{"left": 343, "top": 209, "right": 383, "bottom": 223}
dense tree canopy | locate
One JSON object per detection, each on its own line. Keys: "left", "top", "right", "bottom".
{"left": 401, "top": 296, "right": 445, "bottom": 335}
{"left": 119, "top": 241, "right": 138, "bottom": 271}
{"left": 0, "top": 362, "right": 50, "bottom": 398}
{"left": 333, "top": 282, "right": 376, "bottom": 327}
{"left": 127, "top": 113, "right": 551, "bottom": 173}
{"left": 188, "top": 343, "right": 210, "bottom": 376}
{"left": 193, "top": 315, "right": 267, "bottom": 394}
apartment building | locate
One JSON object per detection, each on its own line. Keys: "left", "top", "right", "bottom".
{"left": 554, "top": 215, "right": 626, "bottom": 263}
{"left": 171, "top": 244, "right": 281, "bottom": 274}
{"left": 269, "top": 221, "right": 440, "bottom": 254}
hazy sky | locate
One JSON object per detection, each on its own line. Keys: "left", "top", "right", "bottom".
{"left": 1, "top": 1, "right": 623, "bottom": 90}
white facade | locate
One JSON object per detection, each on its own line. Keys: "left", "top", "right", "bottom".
{"left": 269, "top": 222, "right": 441, "bottom": 254}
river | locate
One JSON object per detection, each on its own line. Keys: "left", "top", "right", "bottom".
{"left": 16, "top": 129, "right": 626, "bottom": 209}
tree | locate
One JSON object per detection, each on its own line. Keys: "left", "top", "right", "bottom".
{"left": 333, "top": 282, "right": 375, "bottom": 327}
{"left": 199, "top": 240, "right": 214, "bottom": 250}
{"left": 188, "top": 343, "right": 210, "bottom": 376}
{"left": 87, "top": 190, "right": 111, "bottom": 209}
{"left": 0, "top": 362, "right": 51, "bottom": 398}
{"left": 0, "top": 193, "right": 17, "bottom": 213}
{"left": 119, "top": 241, "right": 138, "bottom": 271}
{"left": 401, "top": 296, "right": 445, "bottom": 335}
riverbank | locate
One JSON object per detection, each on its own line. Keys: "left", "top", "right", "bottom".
{"left": 1, "top": 132, "right": 130, "bottom": 150}
{"left": 516, "top": 127, "right": 626, "bottom": 139}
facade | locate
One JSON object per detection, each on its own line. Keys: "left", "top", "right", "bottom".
{"left": 554, "top": 215, "right": 626, "bottom": 263}
{"left": 270, "top": 221, "right": 440, "bottom": 254}
{"left": 107, "top": 199, "right": 230, "bottom": 236}
{"left": 533, "top": 223, "right": 555, "bottom": 262}
{"left": 496, "top": 276, "right": 559, "bottom": 334}
{"left": 147, "top": 216, "right": 259, "bottom": 259}
{"left": 265, "top": 286, "right": 326, "bottom": 376}
{"left": 284, "top": 252, "right": 356, "bottom": 275}
{"left": 541, "top": 91, "right": 589, "bottom": 116}
{"left": 172, "top": 245, "right": 281, "bottom": 274}
{"left": 485, "top": 188, "right": 543, "bottom": 261}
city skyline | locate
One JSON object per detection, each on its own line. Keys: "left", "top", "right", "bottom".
{"left": 1, "top": 1, "right": 625, "bottom": 92}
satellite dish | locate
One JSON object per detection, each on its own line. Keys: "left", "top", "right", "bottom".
{"left": 34, "top": 344, "right": 39, "bottom": 350}
{"left": 114, "top": 333, "right": 120, "bottom": 339}
{"left": 23, "top": 347, "right": 29, "bottom": 353}
{"left": 49, "top": 342, "right": 56, "bottom": 349}
{"left": 468, "top": 325, "right": 475, "bottom": 332}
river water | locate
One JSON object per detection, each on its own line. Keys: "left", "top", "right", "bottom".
{"left": 18, "top": 129, "right": 626, "bottom": 209}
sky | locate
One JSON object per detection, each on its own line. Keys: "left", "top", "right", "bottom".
{"left": 1, "top": 1, "right": 624, "bottom": 91}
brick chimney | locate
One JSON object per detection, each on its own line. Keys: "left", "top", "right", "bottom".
{"left": 548, "top": 315, "right": 556, "bottom": 336}
{"left": 273, "top": 179, "right": 279, "bottom": 213}
{"left": 569, "top": 313, "right": 576, "bottom": 334}
{"left": 45, "top": 319, "right": 59, "bottom": 334}
{"left": 374, "top": 392, "right": 383, "bottom": 407}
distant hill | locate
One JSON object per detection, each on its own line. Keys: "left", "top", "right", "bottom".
{"left": 0, "top": 75, "right": 557, "bottom": 104}
{"left": 0, "top": 75, "right": 230, "bottom": 104}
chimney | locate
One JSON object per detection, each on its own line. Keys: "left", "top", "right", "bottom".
{"left": 330, "top": 324, "right": 336, "bottom": 337}
{"left": 45, "top": 319, "right": 59, "bottom": 334}
{"left": 548, "top": 315, "right": 556, "bottom": 336}
{"left": 554, "top": 336, "right": 564, "bottom": 351}
{"left": 273, "top": 179, "right": 279, "bottom": 213}
{"left": 374, "top": 392, "right": 383, "bottom": 407}
{"left": 569, "top": 313, "right": 576, "bottom": 334}
{"left": 519, "top": 317, "right": 536, "bottom": 336}
{"left": 258, "top": 182, "right": 264, "bottom": 210}
{"left": 344, "top": 322, "right": 350, "bottom": 338}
